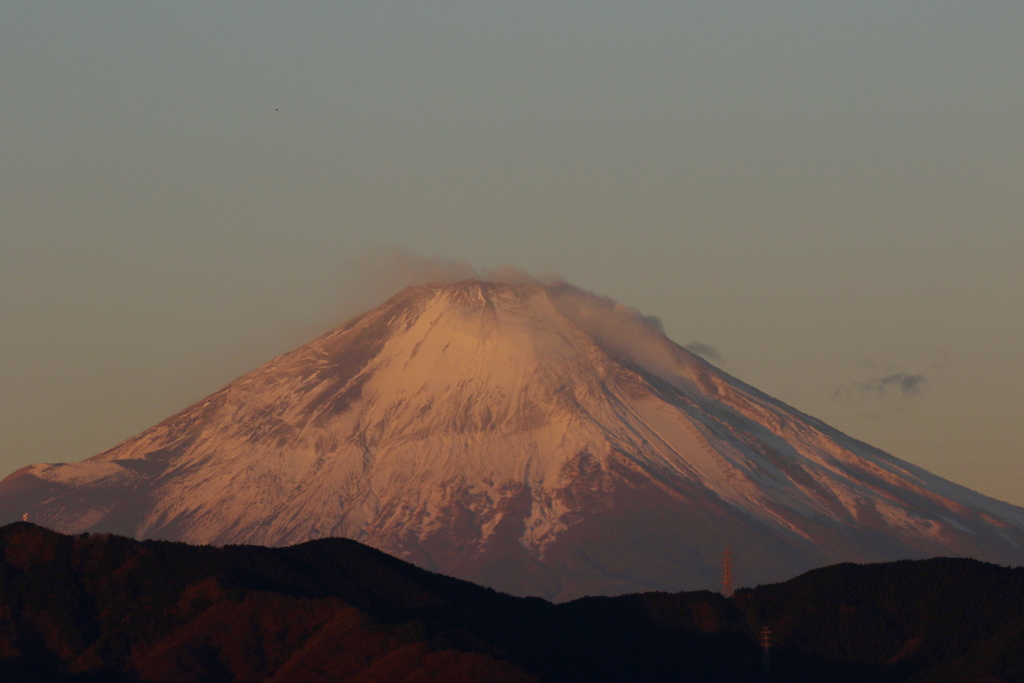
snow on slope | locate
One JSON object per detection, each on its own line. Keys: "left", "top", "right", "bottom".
{"left": 2, "top": 280, "right": 1023, "bottom": 601}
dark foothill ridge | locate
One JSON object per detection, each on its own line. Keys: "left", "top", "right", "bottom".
{"left": 1, "top": 523, "right": 1023, "bottom": 682}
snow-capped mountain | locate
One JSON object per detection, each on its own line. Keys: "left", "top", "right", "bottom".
{"left": 2, "top": 280, "right": 1023, "bottom": 601}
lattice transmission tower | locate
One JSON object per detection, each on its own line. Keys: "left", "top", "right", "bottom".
{"left": 759, "top": 626, "right": 772, "bottom": 679}
{"left": 721, "top": 548, "right": 733, "bottom": 598}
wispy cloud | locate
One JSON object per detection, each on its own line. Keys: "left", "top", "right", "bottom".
{"left": 683, "top": 342, "right": 723, "bottom": 364}
{"left": 340, "top": 249, "right": 702, "bottom": 388}
{"left": 833, "top": 369, "right": 930, "bottom": 420}
{"left": 856, "top": 372, "right": 929, "bottom": 397}
{"left": 834, "top": 371, "right": 930, "bottom": 411}
{"left": 337, "top": 247, "right": 560, "bottom": 316}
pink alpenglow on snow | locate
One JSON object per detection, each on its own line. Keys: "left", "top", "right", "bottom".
{"left": 2, "top": 280, "right": 1023, "bottom": 601}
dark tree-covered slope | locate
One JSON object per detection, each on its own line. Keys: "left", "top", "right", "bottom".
{"left": 1, "top": 523, "right": 1022, "bottom": 682}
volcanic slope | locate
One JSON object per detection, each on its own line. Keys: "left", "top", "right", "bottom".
{"left": 2, "top": 280, "right": 1023, "bottom": 601}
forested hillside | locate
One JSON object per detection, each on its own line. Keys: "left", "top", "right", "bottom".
{"left": 1, "top": 523, "right": 1021, "bottom": 682}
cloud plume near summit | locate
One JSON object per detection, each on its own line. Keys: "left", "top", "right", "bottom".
{"left": 340, "top": 249, "right": 705, "bottom": 389}
{"left": 683, "top": 342, "right": 723, "bottom": 364}
{"left": 335, "top": 249, "right": 540, "bottom": 317}
{"left": 342, "top": 248, "right": 555, "bottom": 311}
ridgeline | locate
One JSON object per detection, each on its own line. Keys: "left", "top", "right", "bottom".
{"left": 1, "top": 523, "right": 1022, "bottom": 682}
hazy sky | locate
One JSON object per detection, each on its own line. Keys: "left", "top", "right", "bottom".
{"left": 2, "top": 1, "right": 1022, "bottom": 505}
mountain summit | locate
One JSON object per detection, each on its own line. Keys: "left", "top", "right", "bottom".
{"left": 2, "top": 280, "right": 1023, "bottom": 600}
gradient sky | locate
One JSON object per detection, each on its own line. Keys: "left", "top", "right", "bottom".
{"left": 2, "top": 1, "right": 1022, "bottom": 505}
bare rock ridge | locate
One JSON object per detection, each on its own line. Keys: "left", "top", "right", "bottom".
{"left": 2, "top": 280, "right": 1023, "bottom": 601}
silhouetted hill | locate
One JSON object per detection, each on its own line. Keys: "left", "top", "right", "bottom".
{"left": 1, "top": 523, "right": 1022, "bottom": 682}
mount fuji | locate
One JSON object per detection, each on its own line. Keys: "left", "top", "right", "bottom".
{"left": 2, "top": 280, "right": 1023, "bottom": 601}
